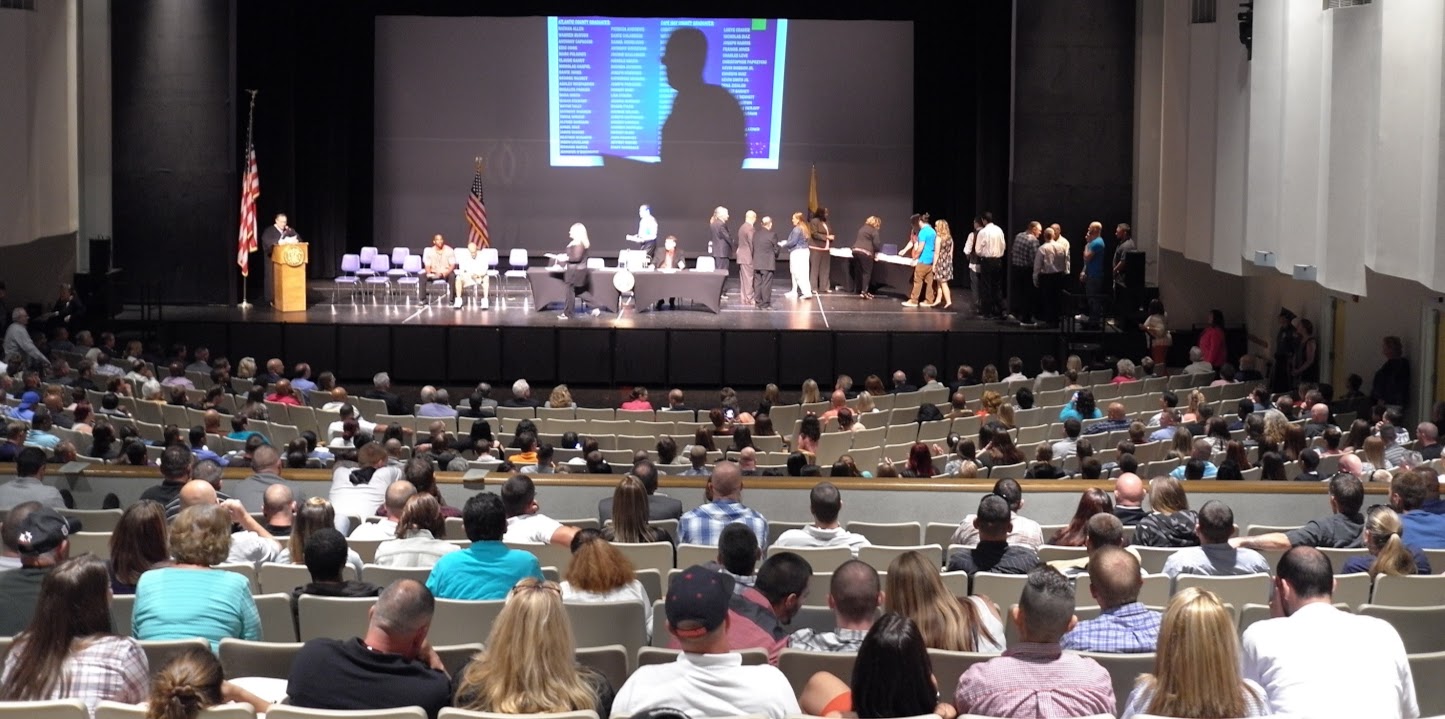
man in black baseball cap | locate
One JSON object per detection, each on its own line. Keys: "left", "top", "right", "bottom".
{"left": 0, "top": 505, "right": 78, "bottom": 635}
{"left": 612, "top": 565, "right": 800, "bottom": 719}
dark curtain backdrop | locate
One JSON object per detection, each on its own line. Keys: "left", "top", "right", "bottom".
{"left": 114, "top": 0, "right": 1134, "bottom": 304}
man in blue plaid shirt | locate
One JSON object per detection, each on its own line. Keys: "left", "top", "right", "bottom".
{"left": 1060, "top": 544, "right": 1161, "bottom": 653}
{"left": 679, "top": 461, "right": 768, "bottom": 547}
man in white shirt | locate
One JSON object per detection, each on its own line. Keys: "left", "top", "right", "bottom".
{"left": 326, "top": 404, "right": 376, "bottom": 439}
{"left": 349, "top": 480, "right": 416, "bottom": 541}
{"left": 772, "top": 482, "right": 871, "bottom": 557}
{"left": 1161, "top": 500, "right": 1269, "bottom": 586}
{"left": 452, "top": 240, "right": 490, "bottom": 309}
{"left": 1242, "top": 546, "right": 1417, "bottom": 718}
{"left": 329, "top": 441, "right": 401, "bottom": 535}
{"left": 973, "top": 211, "right": 1007, "bottom": 319}
{"left": 1001, "top": 356, "right": 1029, "bottom": 383}
{"left": 499, "top": 474, "right": 578, "bottom": 547}
{"left": 613, "top": 566, "right": 800, "bottom": 719}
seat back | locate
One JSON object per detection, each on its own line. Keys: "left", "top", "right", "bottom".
{"left": 694, "top": 256, "right": 716, "bottom": 272}
{"left": 340, "top": 254, "right": 361, "bottom": 274}
{"left": 1074, "top": 651, "right": 1156, "bottom": 717}
{"left": 1372, "top": 574, "right": 1445, "bottom": 606}
{"left": 776, "top": 649, "right": 859, "bottom": 696}
{"left": 358, "top": 246, "right": 378, "bottom": 264}
{"left": 481, "top": 247, "right": 501, "bottom": 269}
{"left": 268, "top": 708, "right": 426, "bottom": 719}
{"left": 297, "top": 595, "right": 376, "bottom": 641}
{"left": 575, "top": 645, "right": 629, "bottom": 696}
{"left": 0, "top": 700, "right": 88, "bottom": 718}
{"left": 1410, "top": 650, "right": 1445, "bottom": 717}
{"left": 564, "top": 601, "right": 647, "bottom": 664}
{"left": 508, "top": 248, "right": 528, "bottom": 268}
{"left": 927, "top": 649, "right": 995, "bottom": 699}
{"left": 96, "top": 702, "right": 256, "bottom": 719}
{"left": 431, "top": 599, "right": 508, "bottom": 644}
{"left": 766, "top": 545, "right": 853, "bottom": 573}
{"left": 847, "top": 521, "right": 922, "bottom": 546}
{"left": 1358, "top": 604, "right": 1445, "bottom": 653}
{"left": 139, "top": 639, "right": 212, "bottom": 679}
{"left": 254, "top": 592, "right": 299, "bottom": 643}
{"left": 59, "top": 508, "right": 124, "bottom": 532}
{"left": 402, "top": 255, "right": 424, "bottom": 274}
{"left": 218, "top": 638, "right": 304, "bottom": 680}
{"left": 390, "top": 247, "right": 409, "bottom": 266}
{"left": 1173, "top": 573, "right": 1272, "bottom": 609}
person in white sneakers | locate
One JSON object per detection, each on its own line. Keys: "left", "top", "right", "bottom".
{"left": 771, "top": 482, "right": 871, "bottom": 557}
{"left": 453, "top": 240, "right": 490, "bottom": 309}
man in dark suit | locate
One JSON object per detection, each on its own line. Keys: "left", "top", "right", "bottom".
{"left": 736, "top": 210, "right": 757, "bottom": 305}
{"left": 709, "top": 206, "right": 733, "bottom": 274}
{"left": 651, "top": 235, "right": 687, "bottom": 270}
{"left": 597, "top": 460, "right": 684, "bottom": 522}
{"left": 751, "top": 215, "right": 779, "bottom": 309}
{"left": 259, "top": 213, "right": 299, "bottom": 305}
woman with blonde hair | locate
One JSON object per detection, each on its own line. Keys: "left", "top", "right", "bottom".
{"left": 980, "top": 364, "right": 1000, "bottom": 384}
{"left": 855, "top": 392, "right": 877, "bottom": 414}
{"left": 1261, "top": 409, "right": 1292, "bottom": 449}
{"left": 284, "top": 496, "right": 364, "bottom": 575}
{"left": 1120, "top": 587, "right": 1268, "bottom": 718}
{"left": 549, "top": 384, "right": 575, "bottom": 408}
{"left": 995, "top": 403, "right": 1016, "bottom": 429}
{"left": 1180, "top": 389, "right": 1205, "bottom": 423}
{"left": 0, "top": 555, "right": 149, "bottom": 713}
{"left": 801, "top": 378, "right": 822, "bottom": 405}
{"left": 454, "top": 578, "right": 613, "bottom": 717}
{"left": 561, "top": 531, "right": 652, "bottom": 639}
{"left": 976, "top": 390, "right": 1002, "bottom": 417}
{"left": 601, "top": 475, "right": 674, "bottom": 545}
{"left": 1360, "top": 435, "right": 1390, "bottom": 473}
{"left": 373, "top": 494, "right": 461, "bottom": 568}
{"left": 236, "top": 356, "right": 257, "bottom": 380}
{"left": 145, "top": 646, "right": 270, "bottom": 719}
{"left": 1341, "top": 505, "right": 1432, "bottom": 577}
{"left": 928, "top": 219, "right": 955, "bottom": 309}
{"left": 884, "top": 551, "right": 1003, "bottom": 653}
{"left": 558, "top": 222, "right": 595, "bottom": 319}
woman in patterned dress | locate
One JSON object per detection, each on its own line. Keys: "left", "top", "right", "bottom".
{"left": 928, "top": 219, "right": 955, "bottom": 308}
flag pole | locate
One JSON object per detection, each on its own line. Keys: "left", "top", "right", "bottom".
{"left": 239, "top": 89, "right": 258, "bottom": 309}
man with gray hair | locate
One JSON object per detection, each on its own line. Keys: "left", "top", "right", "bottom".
{"left": 285, "top": 579, "right": 452, "bottom": 717}
{"left": 3, "top": 308, "right": 49, "bottom": 371}
{"left": 1182, "top": 346, "right": 1214, "bottom": 375}
{"left": 955, "top": 566, "right": 1114, "bottom": 716}
{"left": 416, "top": 387, "right": 456, "bottom": 417}
{"left": 1417, "top": 421, "right": 1441, "bottom": 460}
{"left": 364, "top": 371, "right": 405, "bottom": 415}
{"left": 500, "top": 378, "right": 540, "bottom": 408}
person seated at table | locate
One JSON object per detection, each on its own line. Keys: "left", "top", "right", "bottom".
{"left": 650, "top": 235, "right": 686, "bottom": 310}
{"left": 452, "top": 240, "right": 490, "bottom": 310}
{"left": 651, "top": 235, "right": 686, "bottom": 270}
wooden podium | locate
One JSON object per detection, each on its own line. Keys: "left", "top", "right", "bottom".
{"left": 271, "top": 242, "right": 308, "bottom": 312}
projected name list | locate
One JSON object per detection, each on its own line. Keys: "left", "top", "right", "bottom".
{"left": 548, "top": 17, "right": 788, "bottom": 169}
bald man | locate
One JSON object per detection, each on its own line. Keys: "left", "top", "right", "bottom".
{"left": 262, "top": 483, "right": 296, "bottom": 536}
{"left": 178, "top": 479, "right": 283, "bottom": 564}
{"left": 679, "top": 460, "right": 769, "bottom": 547}
{"left": 349, "top": 480, "right": 417, "bottom": 541}
{"left": 1303, "top": 403, "right": 1333, "bottom": 438}
{"left": 1113, "top": 473, "right": 1147, "bottom": 526}
{"left": 1061, "top": 545, "right": 1161, "bottom": 653}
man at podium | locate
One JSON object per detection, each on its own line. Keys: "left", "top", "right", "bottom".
{"left": 260, "top": 213, "right": 300, "bottom": 305}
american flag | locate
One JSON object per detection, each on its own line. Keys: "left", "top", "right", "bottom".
{"left": 236, "top": 144, "right": 260, "bottom": 275}
{"left": 465, "top": 161, "right": 490, "bottom": 248}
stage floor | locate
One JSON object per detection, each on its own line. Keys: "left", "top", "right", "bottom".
{"left": 124, "top": 280, "right": 1125, "bottom": 335}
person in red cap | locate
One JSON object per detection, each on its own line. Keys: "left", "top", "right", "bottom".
{"left": 612, "top": 565, "right": 799, "bottom": 719}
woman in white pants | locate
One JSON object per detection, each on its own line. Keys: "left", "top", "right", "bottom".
{"left": 782, "top": 211, "right": 813, "bottom": 299}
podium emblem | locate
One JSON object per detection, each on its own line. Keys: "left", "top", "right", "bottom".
{"left": 281, "top": 245, "right": 305, "bottom": 268}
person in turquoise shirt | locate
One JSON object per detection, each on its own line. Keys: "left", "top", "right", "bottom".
{"left": 132, "top": 503, "right": 261, "bottom": 651}
{"left": 904, "top": 213, "right": 937, "bottom": 307}
{"left": 1078, "top": 226, "right": 1108, "bottom": 324}
{"left": 425, "top": 492, "right": 542, "bottom": 600}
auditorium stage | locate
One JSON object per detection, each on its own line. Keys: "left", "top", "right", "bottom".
{"left": 115, "top": 280, "right": 1145, "bottom": 389}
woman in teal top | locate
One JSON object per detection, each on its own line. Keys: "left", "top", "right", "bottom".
{"left": 132, "top": 503, "right": 261, "bottom": 651}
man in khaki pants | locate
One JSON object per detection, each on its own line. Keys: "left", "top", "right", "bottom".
{"left": 903, "top": 213, "right": 935, "bottom": 308}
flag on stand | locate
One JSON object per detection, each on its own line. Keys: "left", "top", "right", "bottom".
{"left": 465, "top": 160, "right": 490, "bottom": 248}
{"left": 236, "top": 144, "right": 260, "bottom": 276}
{"left": 807, "top": 163, "right": 819, "bottom": 216}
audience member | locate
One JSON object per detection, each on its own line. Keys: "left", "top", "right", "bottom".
{"left": 771, "top": 482, "right": 871, "bottom": 556}
{"left": 425, "top": 493, "right": 543, "bottom": 600}
{"left": 787, "top": 559, "right": 881, "bottom": 652}
{"left": 1060, "top": 545, "right": 1161, "bottom": 653}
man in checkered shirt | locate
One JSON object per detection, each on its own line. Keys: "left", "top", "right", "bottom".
{"left": 1060, "top": 544, "right": 1161, "bottom": 653}
{"left": 679, "top": 460, "right": 768, "bottom": 547}
{"left": 786, "top": 559, "right": 879, "bottom": 652}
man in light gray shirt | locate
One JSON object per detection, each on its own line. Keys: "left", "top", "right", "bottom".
{"left": 0, "top": 448, "right": 65, "bottom": 512}
{"left": 1161, "top": 500, "right": 1269, "bottom": 585}
{"left": 227, "top": 444, "right": 304, "bottom": 512}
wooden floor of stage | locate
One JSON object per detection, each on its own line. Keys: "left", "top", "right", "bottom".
{"left": 124, "top": 279, "right": 1128, "bottom": 335}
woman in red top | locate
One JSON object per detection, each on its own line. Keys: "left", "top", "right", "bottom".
{"left": 620, "top": 386, "right": 653, "bottom": 410}
{"left": 1199, "top": 309, "right": 1227, "bottom": 368}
